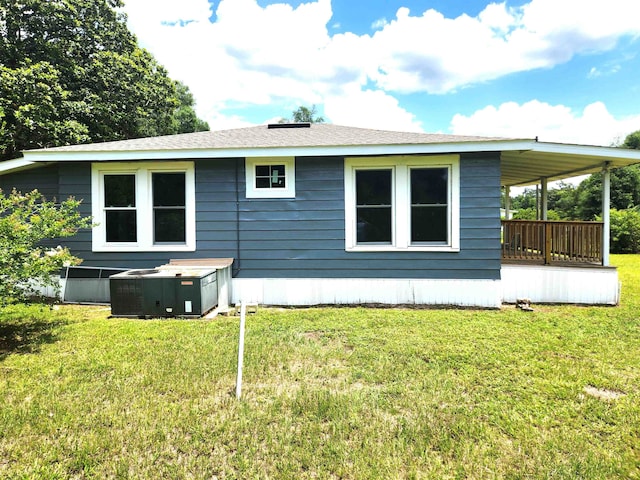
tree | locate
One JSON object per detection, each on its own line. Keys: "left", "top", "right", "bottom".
{"left": 172, "top": 82, "right": 210, "bottom": 134}
{"left": 278, "top": 105, "right": 325, "bottom": 124}
{"left": 509, "top": 182, "right": 578, "bottom": 220}
{"left": 622, "top": 130, "right": 640, "bottom": 149}
{"left": 574, "top": 165, "right": 640, "bottom": 220}
{"left": 0, "top": 189, "right": 92, "bottom": 303}
{"left": 0, "top": 0, "right": 208, "bottom": 161}
{"left": 0, "top": 61, "right": 90, "bottom": 157}
{"left": 608, "top": 208, "right": 640, "bottom": 253}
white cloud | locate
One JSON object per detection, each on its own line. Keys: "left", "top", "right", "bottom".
{"left": 370, "top": 0, "right": 640, "bottom": 94}
{"left": 324, "top": 88, "right": 423, "bottom": 132}
{"left": 371, "top": 18, "right": 388, "bottom": 30}
{"left": 450, "top": 100, "right": 640, "bottom": 146}
{"left": 119, "top": 0, "right": 640, "bottom": 130}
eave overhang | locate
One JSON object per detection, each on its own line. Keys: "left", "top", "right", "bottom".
{"left": 10, "top": 136, "right": 640, "bottom": 187}
{"left": 20, "top": 139, "right": 532, "bottom": 162}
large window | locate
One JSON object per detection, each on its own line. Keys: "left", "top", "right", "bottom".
{"left": 245, "top": 157, "right": 295, "bottom": 198}
{"left": 92, "top": 162, "right": 195, "bottom": 252}
{"left": 345, "top": 156, "right": 459, "bottom": 252}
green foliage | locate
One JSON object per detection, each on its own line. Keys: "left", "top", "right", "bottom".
{"left": 0, "top": 0, "right": 208, "bottom": 160}
{"left": 608, "top": 208, "right": 640, "bottom": 253}
{"left": 279, "top": 105, "right": 325, "bottom": 124}
{"left": 574, "top": 165, "right": 640, "bottom": 220}
{"left": 512, "top": 208, "right": 561, "bottom": 220}
{"left": 0, "top": 61, "right": 90, "bottom": 158}
{"left": 0, "top": 189, "right": 92, "bottom": 303}
{"left": 509, "top": 187, "right": 537, "bottom": 211}
{"left": 510, "top": 182, "right": 578, "bottom": 220}
{"left": 621, "top": 129, "right": 640, "bottom": 149}
{"left": 172, "top": 82, "right": 210, "bottom": 134}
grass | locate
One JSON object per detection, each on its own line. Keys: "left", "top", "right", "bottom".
{"left": 1, "top": 256, "right": 639, "bottom": 478}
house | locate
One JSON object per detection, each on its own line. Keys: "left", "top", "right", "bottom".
{"left": 2, "top": 123, "right": 640, "bottom": 308}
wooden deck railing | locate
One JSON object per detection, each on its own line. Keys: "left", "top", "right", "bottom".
{"left": 501, "top": 220, "right": 604, "bottom": 265}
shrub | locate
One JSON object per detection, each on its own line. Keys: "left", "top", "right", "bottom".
{"left": 511, "top": 208, "right": 561, "bottom": 220}
{"left": 0, "top": 188, "right": 92, "bottom": 303}
{"left": 609, "top": 208, "right": 640, "bottom": 253}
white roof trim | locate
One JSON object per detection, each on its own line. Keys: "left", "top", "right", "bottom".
{"left": 530, "top": 141, "right": 640, "bottom": 160}
{"left": 0, "top": 157, "right": 36, "bottom": 174}
{"left": 22, "top": 140, "right": 535, "bottom": 162}
{"left": 21, "top": 139, "right": 640, "bottom": 164}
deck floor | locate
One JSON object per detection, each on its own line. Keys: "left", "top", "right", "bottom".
{"left": 501, "top": 259, "right": 609, "bottom": 268}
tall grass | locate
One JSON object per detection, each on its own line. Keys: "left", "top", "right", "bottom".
{"left": 0, "top": 256, "right": 638, "bottom": 478}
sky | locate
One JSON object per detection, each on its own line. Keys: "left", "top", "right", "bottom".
{"left": 120, "top": 0, "right": 640, "bottom": 146}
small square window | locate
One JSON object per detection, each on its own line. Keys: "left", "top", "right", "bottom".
{"left": 245, "top": 157, "right": 295, "bottom": 198}
{"left": 255, "top": 165, "right": 286, "bottom": 189}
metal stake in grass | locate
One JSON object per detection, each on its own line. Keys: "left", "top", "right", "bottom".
{"left": 236, "top": 302, "right": 247, "bottom": 400}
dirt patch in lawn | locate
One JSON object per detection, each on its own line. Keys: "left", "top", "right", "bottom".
{"left": 583, "top": 385, "right": 626, "bottom": 401}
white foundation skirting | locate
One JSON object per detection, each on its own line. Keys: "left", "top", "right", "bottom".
{"left": 231, "top": 278, "right": 503, "bottom": 308}
{"left": 501, "top": 265, "right": 620, "bottom": 305}
{"left": 39, "top": 266, "right": 620, "bottom": 307}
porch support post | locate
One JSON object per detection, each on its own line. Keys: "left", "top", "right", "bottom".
{"left": 602, "top": 163, "right": 611, "bottom": 266}
{"left": 504, "top": 186, "right": 511, "bottom": 219}
{"left": 540, "top": 177, "right": 548, "bottom": 220}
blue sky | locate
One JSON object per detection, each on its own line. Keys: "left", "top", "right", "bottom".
{"left": 122, "top": 0, "right": 640, "bottom": 146}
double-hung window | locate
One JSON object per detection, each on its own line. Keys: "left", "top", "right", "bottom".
{"left": 92, "top": 162, "right": 195, "bottom": 252}
{"left": 345, "top": 155, "right": 459, "bottom": 252}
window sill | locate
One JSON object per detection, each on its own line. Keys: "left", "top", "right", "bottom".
{"left": 245, "top": 189, "right": 296, "bottom": 199}
{"left": 92, "top": 244, "right": 196, "bottom": 253}
{"left": 346, "top": 245, "right": 460, "bottom": 253}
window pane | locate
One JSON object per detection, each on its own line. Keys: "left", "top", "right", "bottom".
{"left": 357, "top": 207, "right": 392, "bottom": 243}
{"left": 106, "top": 210, "right": 137, "bottom": 242}
{"left": 271, "top": 165, "right": 286, "bottom": 188}
{"left": 154, "top": 209, "right": 186, "bottom": 243}
{"left": 153, "top": 173, "right": 185, "bottom": 207}
{"left": 356, "top": 169, "right": 391, "bottom": 205}
{"left": 104, "top": 175, "right": 135, "bottom": 207}
{"left": 411, "top": 168, "right": 448, "bottom": 204}
{"left": 256, "top": 177, "right": 271, "bottom": 189}
{"left": 412, "top": 206, "right": 448, "bottom": 242}
{"left": 255, "top": 165, "right": 270, "bottom": 177}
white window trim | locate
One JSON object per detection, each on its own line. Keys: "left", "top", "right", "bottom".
{"left": 245, "top": 157, "right": 295, "bottom": 198}
{"left": 345, "top": 155, "right": 460, "bottom": 252}
{"left": 91, "top": 161, "right": 196, "bottom": 252}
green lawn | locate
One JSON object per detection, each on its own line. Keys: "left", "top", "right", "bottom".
{"left": 1, "top": 256, "right": 639, "bottom": 479}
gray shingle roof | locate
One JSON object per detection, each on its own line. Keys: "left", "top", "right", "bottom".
{"left": 28, "top": 123, "right": 510, "bottom": 153}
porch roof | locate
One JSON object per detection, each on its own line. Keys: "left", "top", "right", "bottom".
{"left": 500, "top": 142, "right": 640, "bottom": 187}
{"left": 6, "top": 123, "right": 640, "bottom": 186}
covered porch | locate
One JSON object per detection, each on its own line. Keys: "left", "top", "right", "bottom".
{"left": 498, "top": 142, "right": 640, "bottom": 304}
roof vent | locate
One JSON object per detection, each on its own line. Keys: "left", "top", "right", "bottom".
{"left": 267, "top": 122, "right": 311, "bottom": 129}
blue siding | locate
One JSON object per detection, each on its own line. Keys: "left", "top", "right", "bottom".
{"left": 0, "top": 164, "right": 59, "bottom": 198}
{"left": 233, "top": 154, "right": 501, "bottom": 280}
{"left": 1, "top": 153, "right": 502, "bottom": 279}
